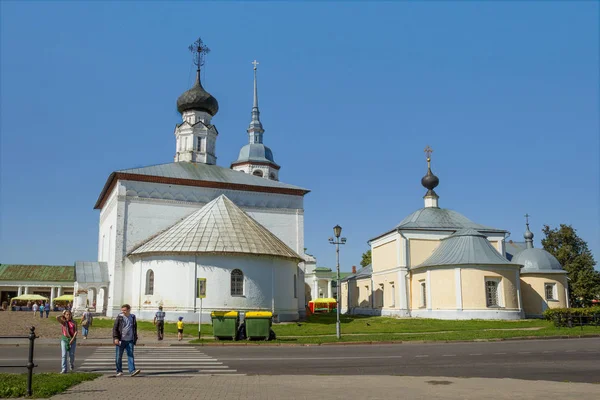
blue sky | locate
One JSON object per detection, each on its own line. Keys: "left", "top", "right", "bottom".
{"left": 1, "top": 2, "right": 598, "bottom": 271}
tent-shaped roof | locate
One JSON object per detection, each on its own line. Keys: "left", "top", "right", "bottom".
{"left": 75, "top": 261, "right": 109, "bottom": 284}
{"left": 511, "top": 248, "right": 565, "bottom": 274}
{"left": 131, "top": 195, "right": 301, "bottom": 261}
{"left": 414, "top": 229, "right": 517, "bottom": 269}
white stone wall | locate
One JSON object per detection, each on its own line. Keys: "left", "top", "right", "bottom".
{"left": 101, "top": 179, "right": 306, "bottom": 317}
{"left": 128, "top": 254, "right": 299, "bottom": 322}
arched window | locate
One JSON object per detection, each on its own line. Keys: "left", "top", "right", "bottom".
{"left": 231, "top": 269, "right": 244, "bottom": 296}
{"left": 145, "top": 270, "right": 154, "bottom": 295}
{"left": 253, "top": 170, "right": 263, "bottom": 177}
{"left": 293, "top": 274, "right": 297, "bottom": 298}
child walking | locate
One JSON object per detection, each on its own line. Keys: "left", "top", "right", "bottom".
{"left": 177, "top": 317, "right": 184, "bottom": 341}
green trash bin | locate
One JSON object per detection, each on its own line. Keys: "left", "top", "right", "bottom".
{"left": 211, "top": 311, "right": 239, "bottom": 340}
{"left": 245, "top": 311, "right": 273, "bottom": 340}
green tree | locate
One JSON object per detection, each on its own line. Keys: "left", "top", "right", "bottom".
{"left": 360, "top": 250, "right": 372, "bottom": 268}
{"left": 541, "top": 224, "right": 600, "bottom": 306}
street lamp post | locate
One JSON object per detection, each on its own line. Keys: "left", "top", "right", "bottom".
{"left": 329, "top": 225, "right": 346, "bottom": 340}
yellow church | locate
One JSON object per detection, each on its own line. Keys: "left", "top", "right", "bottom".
{"left": 340, "top": 148, "right": 568, "bottom": 320}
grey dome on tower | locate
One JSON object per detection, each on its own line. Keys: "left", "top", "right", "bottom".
{"left": 421, "top": 168, "right": 439, "bottom": 191}
{"left": 176, "top": 75, "right": 219, "bottom": 116}
{"left": 177, "top": 37, "right": 219, "bottom": 116}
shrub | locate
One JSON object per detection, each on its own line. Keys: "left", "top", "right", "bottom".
{"left": 543, "top": 306, "right": 600, "bottom": 327}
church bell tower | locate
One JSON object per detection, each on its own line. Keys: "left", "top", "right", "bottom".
{"left": 174, "top": 38, "right": 219, "bottom": 165}
{"left": 231, "top": 61, "right": 280, "bottom": 180}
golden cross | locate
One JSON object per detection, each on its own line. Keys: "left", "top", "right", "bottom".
{"left": 252, "top": 60, "right": 259, "bottom": 70}
{"left": 424, "top": 145, "right": 433, "bottom": 162}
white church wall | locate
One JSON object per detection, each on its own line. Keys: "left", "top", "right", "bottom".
{"left": 128, "top": 254, "right": 299, "bottom": 322}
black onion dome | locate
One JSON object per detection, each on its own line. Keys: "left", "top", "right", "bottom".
{"left": 421, "top": 167, "right": 439, "bottom": 191}
{"left": 176, "top": 72, "right": 219, "bottom": 116}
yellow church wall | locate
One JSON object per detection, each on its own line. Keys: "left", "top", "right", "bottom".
{"left": 372, "top": 240, "right": 397, "bottom": 273}
{"left": 461, "top": 268, "right": 520, "bottom": 310}
{"left": 356, "top": 277, "right": 372, "bottom": 308}
{"left": 490, "top": 241, "right": 501, "bottom": 253}
{"left": 430, "top": 269, "right": 456, "bottom": 309}
{"left": 410, "top": 270, "right": 427, "bottom": 309}
{"left": 520, "top": 274, "right": 568, "bottom": 316}
{"left": 409, "top": 239, "right": 440, "bottom": 267}
{"left": 340, "top": 281, "right": 349, "bottom": 310}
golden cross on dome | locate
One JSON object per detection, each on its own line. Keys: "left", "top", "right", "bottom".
{"left": 424, "top": 145, "right": 433, "bottom": 167}
{"left": 252, "top": 60, "right": 259, "bottom": 70}
{"left": 525, "top": 213, "right": 530, "bottom": 225}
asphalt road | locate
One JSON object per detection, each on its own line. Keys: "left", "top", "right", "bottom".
{"left": 1, "top": 338, "right": 598, "bottom": 383}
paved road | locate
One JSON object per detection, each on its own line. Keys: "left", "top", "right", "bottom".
{"left": 2, "top": 338, "right": 598, "bottom": 382}
{"left": 199, "top": 338, "right": 600, "bottom": 383}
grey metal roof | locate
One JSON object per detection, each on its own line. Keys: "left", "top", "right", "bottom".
{"left": 414, "top": 229, "right": 517, "bottom": 269}
{"left": 234, "top": 143, "right": 278, "bottom": 165}
{"left": 118, "top": 162, "right": 304, "bottom": 191}
{"left": 131, "top": 195, "right": 302, "bottom": 261}
{"left": 342, "top": 265, "right": 372, "bottom": 282}
{"left": 511, "top": 248, "right": 565, "bottom": 274}
{"left": 505, "top": 241, "right": 527, "bottom": 261}
{"left": 74, "top": 261, "right": 109, "bottom": 284}
{"left": 396, "top": 208, "right": 504, "bottom": 231}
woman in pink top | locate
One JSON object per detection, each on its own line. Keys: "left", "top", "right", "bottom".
{"left": 56, "top": 310, "right": 78, "bottom": 373}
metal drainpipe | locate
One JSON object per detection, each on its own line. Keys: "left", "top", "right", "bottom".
{"left": 398, "top": 231, "right": 411, "bottom": 317}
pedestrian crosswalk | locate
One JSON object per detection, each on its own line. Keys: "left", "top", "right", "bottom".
{"left": 79, "top": 346, "right": 240, "bottom": 376}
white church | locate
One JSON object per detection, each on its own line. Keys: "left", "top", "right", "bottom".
{"left": 93, "top": 39, "right": 310, "bottom": 322}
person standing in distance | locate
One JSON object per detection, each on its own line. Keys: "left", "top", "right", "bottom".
{"left": 56, "top": 310, "right": 77, "bottom": 373}
{"left": 153, "top": 306, "right": 166, "bottom": 341}
{"left": 112, "top": 304, "right": 141, "bottom": 377}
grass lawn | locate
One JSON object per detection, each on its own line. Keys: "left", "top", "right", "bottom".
{"left": 188, "top": 313, "right": 599, "bottom": 344}
{"left": 0, "top": 373, "right": 101, "bottom": 398}
{"left": 88, "top": 317, "right": 215, "bottom": 337}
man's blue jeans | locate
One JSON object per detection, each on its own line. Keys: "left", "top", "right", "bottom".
{"left": 115, "top": 340, "right": 136, "bottom": 373}
{"left": 60, "top": 339, "right": 76, "bottom": 373}
{"left": 82, "top": 326, "right": 89, "bottom": 337}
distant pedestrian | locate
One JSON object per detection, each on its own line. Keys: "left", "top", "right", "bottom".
{"left": 57, "top": 310, "right": 77, "bottom": 373}
{"left": 177, "top": 317, "right": 184, "bottom": 341}
{"left": 45, "top": 304, "right": 50, "bottom": 318}
{"left": 39, "top": 303, "right": 45, "bottom": 318}
{"left": 32, "top": 302, "right": 38, "bottom": 316}
{"left": 153, "top": 306, "right": 166, "bottom": 340}
{"left": 80, "top": 308, "right": 93, "bottom": 339}
{"left": 112, "top": 304, "right": 140, "bottom": 377}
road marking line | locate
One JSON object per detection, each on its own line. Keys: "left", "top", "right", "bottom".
{"left": 565, "top": 350, "right": 577, "bottom": 353}
{"left": 518, "top": 352, "right": 531, "bottom": 354}
{"left": 441, "top": 355, "right": 456, "bottom": 357}
{"left": 415, "top": 355, "right": 429, "bottom": 358}
{"left": 542, "top": 351, "right": 555, "bottom": 354}
{"left": 493, "top": 353, "right": 506, "bottom": 355}
{"left": 469, "top": 353, "right": 482, "bottom": 356}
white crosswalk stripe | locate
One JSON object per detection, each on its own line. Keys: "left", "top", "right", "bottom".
{"left": 79, "top": 346, "right": 240, "bottom": 376}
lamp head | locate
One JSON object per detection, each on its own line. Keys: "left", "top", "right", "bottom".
{"left": 333, "top": 225, "right": 342, "bottom": 238}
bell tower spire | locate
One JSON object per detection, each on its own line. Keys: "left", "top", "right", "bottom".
{"left": 248, "top": 60, "right": 264, "bottom": 142}
{"left": 231, "top": 61, "right": 280, "bottom": 180}
{"left": 421, "top": 145, "right": 440, "bottom": 208}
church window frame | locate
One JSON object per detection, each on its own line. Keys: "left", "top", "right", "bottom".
{"left": 390, "top": 282, "right": 395, "bottom": 308}
{"left": 197, "top": 137, "right": 204, "bottom": 152}
{"left": 253, "top": 170, "right": 263, "bottom": 178}
{"left": 419, "top": 280, "right": 427, "bottom": 308}
{"left": 145, "top": 270, "right": 154, "bottom": 295}
{"left": 545, "top": 282, "right": 557, "bottom": 301}
{"left": 485, "top": 277, "right": 502, "bottom": 308}
{"left": 231, "top": 269, "right": 244, "bottom": 296}
{"left": 293, "top": 274, "right": 297, "bottom": 298}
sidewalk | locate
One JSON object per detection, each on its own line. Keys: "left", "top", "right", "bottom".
{"left": 50, "top": 375, "right": 600, "bottom": 400}
{"left": 0, "top": 336, "right": 184, "bottom": 347}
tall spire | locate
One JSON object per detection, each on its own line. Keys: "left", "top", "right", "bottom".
{"left": 421, "top": 145, "right": 440, "bottom": 208}
{"left": 247, "top": 60, "right": 264, "bottom": 142}
{"left": 524, "top": 213, "right": 534, "bottom": 249}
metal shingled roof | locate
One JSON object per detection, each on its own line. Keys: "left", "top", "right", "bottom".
{"left": 118, "top": 162, "right": 305, "bottom": 191}
{"left": 131, "top": 195, "right": 301, "bottom": 261}
{"left": 75, "top": 261, "right": 109, "bottom": 283}
{"left": 511, "top": 248, "right": 565, "bottom": 274}
{"left": 0, "top": 265, "right": 75, "bottom": 282}
{"left": 396, "top": 208, "right": 503, "bottom": 231}
{"left": 414, "top": 229, "right": 517, "bottom": 269}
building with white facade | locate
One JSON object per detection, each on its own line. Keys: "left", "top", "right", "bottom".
{"left": 93, "top": 40, "right": 310, "bottom": 322}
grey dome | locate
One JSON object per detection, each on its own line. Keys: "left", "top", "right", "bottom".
{"left": 395, "top": 207, "right": 504, "bottom": 232}
{"left": 415, "top": 228, "right": 516, "bottom": 269}
{"left": 421, "top": 168, "right": 439, "bottom": 191}
{"left": 235, "top": 143, "right": 276, "bottom": 164}
{"left": 512, "top": 248, "right": 564, "bottom": 274}
{"left": 176, "top": 73, "right": 219, "bottom": 116}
